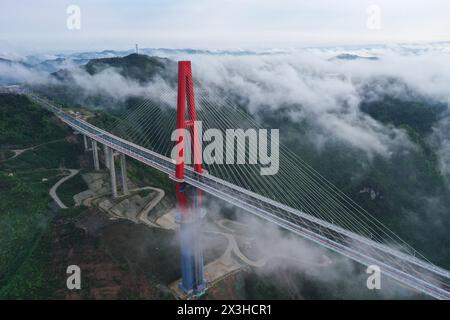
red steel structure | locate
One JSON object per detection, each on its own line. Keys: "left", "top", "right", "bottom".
{"left": 175, "top": 61, "right": 202, "bottom": 180}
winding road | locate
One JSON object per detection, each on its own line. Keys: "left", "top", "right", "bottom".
{"left": 49, "top": 169, "right": 79, "bottom": 209}
{"left": 137, "top": 187, "right": 165, "bottom": 227}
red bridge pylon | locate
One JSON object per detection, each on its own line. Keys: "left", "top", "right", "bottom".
{"left": 175, "top": 61, "right": 203, "bottom": 181}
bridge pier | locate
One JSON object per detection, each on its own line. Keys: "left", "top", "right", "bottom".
{"left": 120, "top": 153, "right": 129, "bottom": 195}
{"left": 176, "top": 183, "right": 206, "bottom": 295}
{"left": 83, "top": 135, "right": 89, "bottom": 151}
{"left": 92, "top": 140, "right": 100, "bottom": 171}
{"left": 108, "top": 147, "right": 118, "bottom": 198}
{"left": 103, "top": 145, "right": 127, "bottom": 198}
{"left": 104, "top": 144, "right": 111, "bottom": 169}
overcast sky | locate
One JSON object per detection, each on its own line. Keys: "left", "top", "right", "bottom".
{"left": 1, "top": 0, "right": 449, "bottom": 53}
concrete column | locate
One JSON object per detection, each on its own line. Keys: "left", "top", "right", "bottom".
{"left": 176, "top": 185, "right": 206, "bottom": 294}
{"left": 109, "top": 148, "right": 118, "bottom": 198}
{"left": 104, "top": 145, "right": 110, "bottom": 169}
{"left": 83, "top": 135, "right": 88, "bottom": 151}
{"left": 120, "top": 153, "right": 129, "bottom": 195}
{"left": 92, "top": 140, "right": 100, "bottom": 171}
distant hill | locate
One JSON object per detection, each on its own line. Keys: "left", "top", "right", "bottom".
{"left": 0, "top": 58, "right": 36, "bottom": 85}
{"left": 31, "top": 54, "right": 177, "bottom": 111}
{"left": 331, "top": 53, "right": 379, "bottom": 61}
{"left": 0, "top": 57, "right": 32, "bottom": 68}
{"left": 361, "top": 96, "right": 446, "bottom": 135}
{"left": 52, "top": 53, "right": 176, "bottom": 84}
{"left": 33, "top": 57, "right": 89, "bottom": 73}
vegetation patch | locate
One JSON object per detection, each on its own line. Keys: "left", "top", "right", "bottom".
{"left": 0, "top": 93, "right": 67, "bottom": 148}
{"left": 57, "top": 172, "right": 88, "bottom": 207}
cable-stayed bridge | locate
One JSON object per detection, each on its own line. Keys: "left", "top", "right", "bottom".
{"left": 19, "top": 61, "right": 450, "bottom": 299}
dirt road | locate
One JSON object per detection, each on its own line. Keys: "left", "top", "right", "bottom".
{"left": 49, "top": 169, "right": 80, "bottom": 209}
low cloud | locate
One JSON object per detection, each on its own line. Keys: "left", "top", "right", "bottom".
{"left": 178, "top": 49, "right": 450, "bottom": 164}
{"left": 0, "top": 60, "right": 47, "bottom": 85}
{"left": 431, "top": 115, "right": 450, "bottom": 188}
{"left": 68, "top": 67, "right": 174, "bottom": 103}
{"left": 214, "top": 203, "right": 420, "bottom": 299}
{"left": 4, "top": 47, "right": 449, "bottom": 162}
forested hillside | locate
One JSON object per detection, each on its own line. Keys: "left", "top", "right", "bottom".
{"left": 0, "top": 93, "right": 82, "bottom": 298}
{"left": 0, "top": 94, "right": 67, "bottom": 147}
